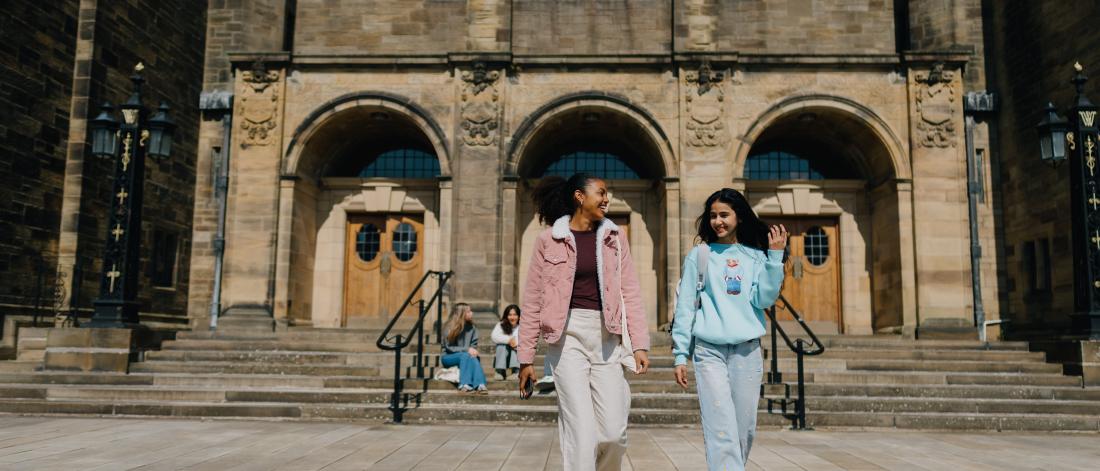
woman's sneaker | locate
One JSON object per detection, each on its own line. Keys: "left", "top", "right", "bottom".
{"left": 457, "top": 385, "right": 473, "bottom": 393}
{"left": 475, "top": 385, "right": 489, "bottom": 395}
{"left": 535, "top": 375, "right": 555, "bottom": 392}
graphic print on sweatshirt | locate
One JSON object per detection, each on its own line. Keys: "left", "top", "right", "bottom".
{"left": 724, "top": 258, "right": 744, "bottom": 295}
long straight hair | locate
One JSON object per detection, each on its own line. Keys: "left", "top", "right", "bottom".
{"left": 499, "top": 304, "right": 520, "bottom": 335}
{"left": 695, "top": 188, "right": 770, "bottom": 253}
{"left": 530, "top": 172, "right": 600, "bottom": 225}
{"left": 445, "top": 302, "right": 472, "bottom": 344}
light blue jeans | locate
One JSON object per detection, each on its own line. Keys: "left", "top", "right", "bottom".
{"left": 693, "top": 338, "right": 763, "bottom": 471}
{"left": 441, "top": 352, "right": 487, "bottom": 389}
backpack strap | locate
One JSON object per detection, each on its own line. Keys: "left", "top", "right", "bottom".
{"left": 694, "top": 244, "right": 709, "bottom": 310}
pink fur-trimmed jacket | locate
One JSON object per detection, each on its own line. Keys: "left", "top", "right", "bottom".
{"left": 517, "top": 215, "right": 650, "bottom": 365}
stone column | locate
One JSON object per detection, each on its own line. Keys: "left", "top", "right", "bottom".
{"left": 904, "top": 54, "right": 974, "bottom": 338}
{"left": 54, "top": 0, "right": 100, "bottom": 325}
{"left": 218, "top": 55, "right": 289, "bottom": 332}
{"left": 452, "top": 61, "right": 505, "bottom": 312}
{"left": 896, "top": 180, "right": 919, "bottom": 337}
{"left": 663, "top": 178, "right": 682, "bottom": 328}
{"left": 498, "top": 176, "right": 519, "bottom": 308}
{"left": 272, "top": 176, "right": 297, "bottom": 330}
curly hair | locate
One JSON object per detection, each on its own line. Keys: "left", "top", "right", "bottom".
{"left": 530, "top": 173, "right": 600, "bottom": 225}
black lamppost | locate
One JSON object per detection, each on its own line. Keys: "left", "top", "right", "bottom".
{"left": 1037, "top": 62, "right": 1100, "bottom": 339}
{"left": 87, "top": 63, "right": 175, "bottom": 328}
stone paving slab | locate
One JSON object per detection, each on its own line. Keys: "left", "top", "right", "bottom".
{"left": 0, "top": 417, "right": 1096, "bottom": 470}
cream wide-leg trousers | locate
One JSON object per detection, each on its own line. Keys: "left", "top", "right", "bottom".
{"left": 546, "top": 308, "right": 631, "bottom": 471}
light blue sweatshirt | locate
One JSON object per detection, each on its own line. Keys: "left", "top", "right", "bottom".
{"left": 672, "top": 243, "right": 786, "bottom": 366}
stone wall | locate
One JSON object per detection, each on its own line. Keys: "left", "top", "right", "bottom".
{"left": 0, "top": 0, "right": 80, "bottom": 312}
{"left": 513, "top": 0, "right": 671, "bottom": 55}
{"left": 187, "top": 0, "right": 286, "bottom": 328}
{"left": 294, "top": 0, "right": 469, "bottom": 55}
{"left": 986, "top": 0, "right": 1100, "bottom": 336}
{"left": 699, "top": 0, "right": 897, "bottom": 54}
{"left": 75, "top": 0, "right": 207, "bottom": 316}
{"left": 1, "top": 0, "right": 206, "bottom": 321}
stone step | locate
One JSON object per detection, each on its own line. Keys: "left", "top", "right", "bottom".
{"left": 819, "top": 337, "right": 1030, "bottom": 351}
{"left": 813, "top": 348, "right": 1047, "bottom": 362}
{"left": 762, "top": 383, "right": 1100, "bottom": 401}
{"left": 130, "top": 361, "right": 383, "bottom": 377}
{"left": 0, "top": 397, "right": 1094, "bottom": 431}
{"left": 809, "top": 371, "right": 1082, "bottom": 387}
{"left": 0, "top": 361, "right": 40, "bottom": 373}
{"left": 161, "top": 339, "right": 381, "bottom": 352}
{"left": 141, "top": 350, "right": 848, "bottom": 374}
{"left": 2, "top": 370, "right": 1090, "bottom": 401}
{"left": 0, "top": 372, "right": 155, "bottom": 385}
{"left": 144, "top": 350, "right": 384, "bottom": 365}
{"left": 16, "top": 350, "right": 45, "bottom": 362}
{"left": 177, "top": 329, "right": 389, "bottom": 342}
{"left": 4, "top": 381, "right": 1098, "bottom": 418}
{"left": 840, "top": 359, "right": 1063, "bottom": 374}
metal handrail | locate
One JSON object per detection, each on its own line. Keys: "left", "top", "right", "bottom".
{"left": 769, "top": 294, "right": 826, "bottom": 357}
{"left": 763, "top": 293, "right": 826, "bottom": 430}
{"left": 374, "top": 270, "right": 452, "bottom": 424}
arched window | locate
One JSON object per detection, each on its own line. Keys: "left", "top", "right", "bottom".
{"left": 356, "top": 224, "right": 381, "bottom": 262}
{"left": 358, "top": 148, "right": 440, "bottom": 179}
{"left": 804, "top": 226, "right": 829, "bottom": 266}
{"left": 392, "top": 222, "right": 418, "bottom": 262}
{"left": 542, "top": 151, "right": 640, "bottom": 179}
{"left": 745, "top": 151, "right": 826, "bottom": 180}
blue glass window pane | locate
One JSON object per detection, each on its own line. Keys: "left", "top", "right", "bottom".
{"left": 746, "top": 151, "right": 829, "bottom": 180}
{"left": 356, "top": 224, "right": 380, "bottom": 262}
{"left": 392, "top": 223, "right": 418, "bottom": 262}
{"left": 805, "top": 226, "right": 829, "bottom": 266}
{"left": 359, "top": 149, "right": 440, "bottom": 178}
{"left": 542, "top": 151, "right": 640, "bottom": 179}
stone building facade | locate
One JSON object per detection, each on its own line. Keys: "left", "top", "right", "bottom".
{"left": 185, "top": 0, "right": 1004, "bottom": 340}
{"left": 984, "top": 0, "right": 1099, "bottom": 342}
{"left": 0, "top": 0, "right": 206, "bottom": 323}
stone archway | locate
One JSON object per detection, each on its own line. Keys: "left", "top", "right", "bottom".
{"left": 736, "top": 96, "right": 916, "bottom": 335}
{"left": 273, "top": 93, "right": 452, "bottom": 328}
{"left": 502, "top": 93, "right": 680, "bottom": 329}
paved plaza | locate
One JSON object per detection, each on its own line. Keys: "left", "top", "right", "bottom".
{"left": 0, "top": 417, "right": 1095, "bottom": 470}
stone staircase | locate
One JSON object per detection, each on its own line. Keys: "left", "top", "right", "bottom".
{"left": 0, "top": 326, "right": 1097, "bottom": 431}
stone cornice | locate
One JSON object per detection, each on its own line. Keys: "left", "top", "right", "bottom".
{"left": 901, "top": 50, "right": 972, "bottom": 68}
{"left": 227, "top": 52, "right": 291, "bottom": 67}
{"left": 280, "top": 52, "right": 908, "bottom": 69}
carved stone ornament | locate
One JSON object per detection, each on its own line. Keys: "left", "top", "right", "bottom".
{"left": 460, "top": 62, "right": 501, "bottom": 146}
{"left": 684, "top": 62, "right": 727, "bottom": 148}
{"left": 238, "top": 61, "right": 281, "bottom": 147}
{"left": 914, "top": 62, "right": 957, "bottom": 148}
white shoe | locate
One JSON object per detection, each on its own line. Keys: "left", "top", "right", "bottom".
{"left": 535, "top": 375, "right": 555, "bottom": 391}
{"left": 494, "top": 372, "right": 505, "bottom": 381}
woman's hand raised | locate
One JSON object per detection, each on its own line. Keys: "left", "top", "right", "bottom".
{"left": 768, "top": 224, "right": 789, "bottom": 251}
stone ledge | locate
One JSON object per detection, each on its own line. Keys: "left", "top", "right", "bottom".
{"left": 43, "top": 328, "right": 134, "bottom": 373}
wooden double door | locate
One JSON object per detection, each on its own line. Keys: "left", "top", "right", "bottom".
{"left": 767, "top": 217, "right": 841, "bottom": 331}
{"left": 343, "top": 214, "right": 424, "bottom": 326}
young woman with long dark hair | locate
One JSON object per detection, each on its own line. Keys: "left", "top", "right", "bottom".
{"left": 517, "top": 172, "right": 650, "bottom": 471}
{"left": 671, "top": 188, "right": 787, "bottom": 471}
{"left": 491, "top": 304, "right": 521, "bottom": 380}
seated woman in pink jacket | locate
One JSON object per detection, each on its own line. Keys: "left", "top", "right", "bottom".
{"left": 517, "top": 172, "right": 651, "bottom": 471}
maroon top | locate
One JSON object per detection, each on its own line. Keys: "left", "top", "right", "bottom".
{"left": 570, "top": 230, "right": 602, "bottom": 311}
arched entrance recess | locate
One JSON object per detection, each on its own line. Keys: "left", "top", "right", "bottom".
{"left": 275, "top": 93, "right": 451, "bottom": 328}
{"left": 502, "top": 93, "right": 680, "bottom": 330}
{"left": 734, "top": 95, "right": 914, "bottom": 335}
